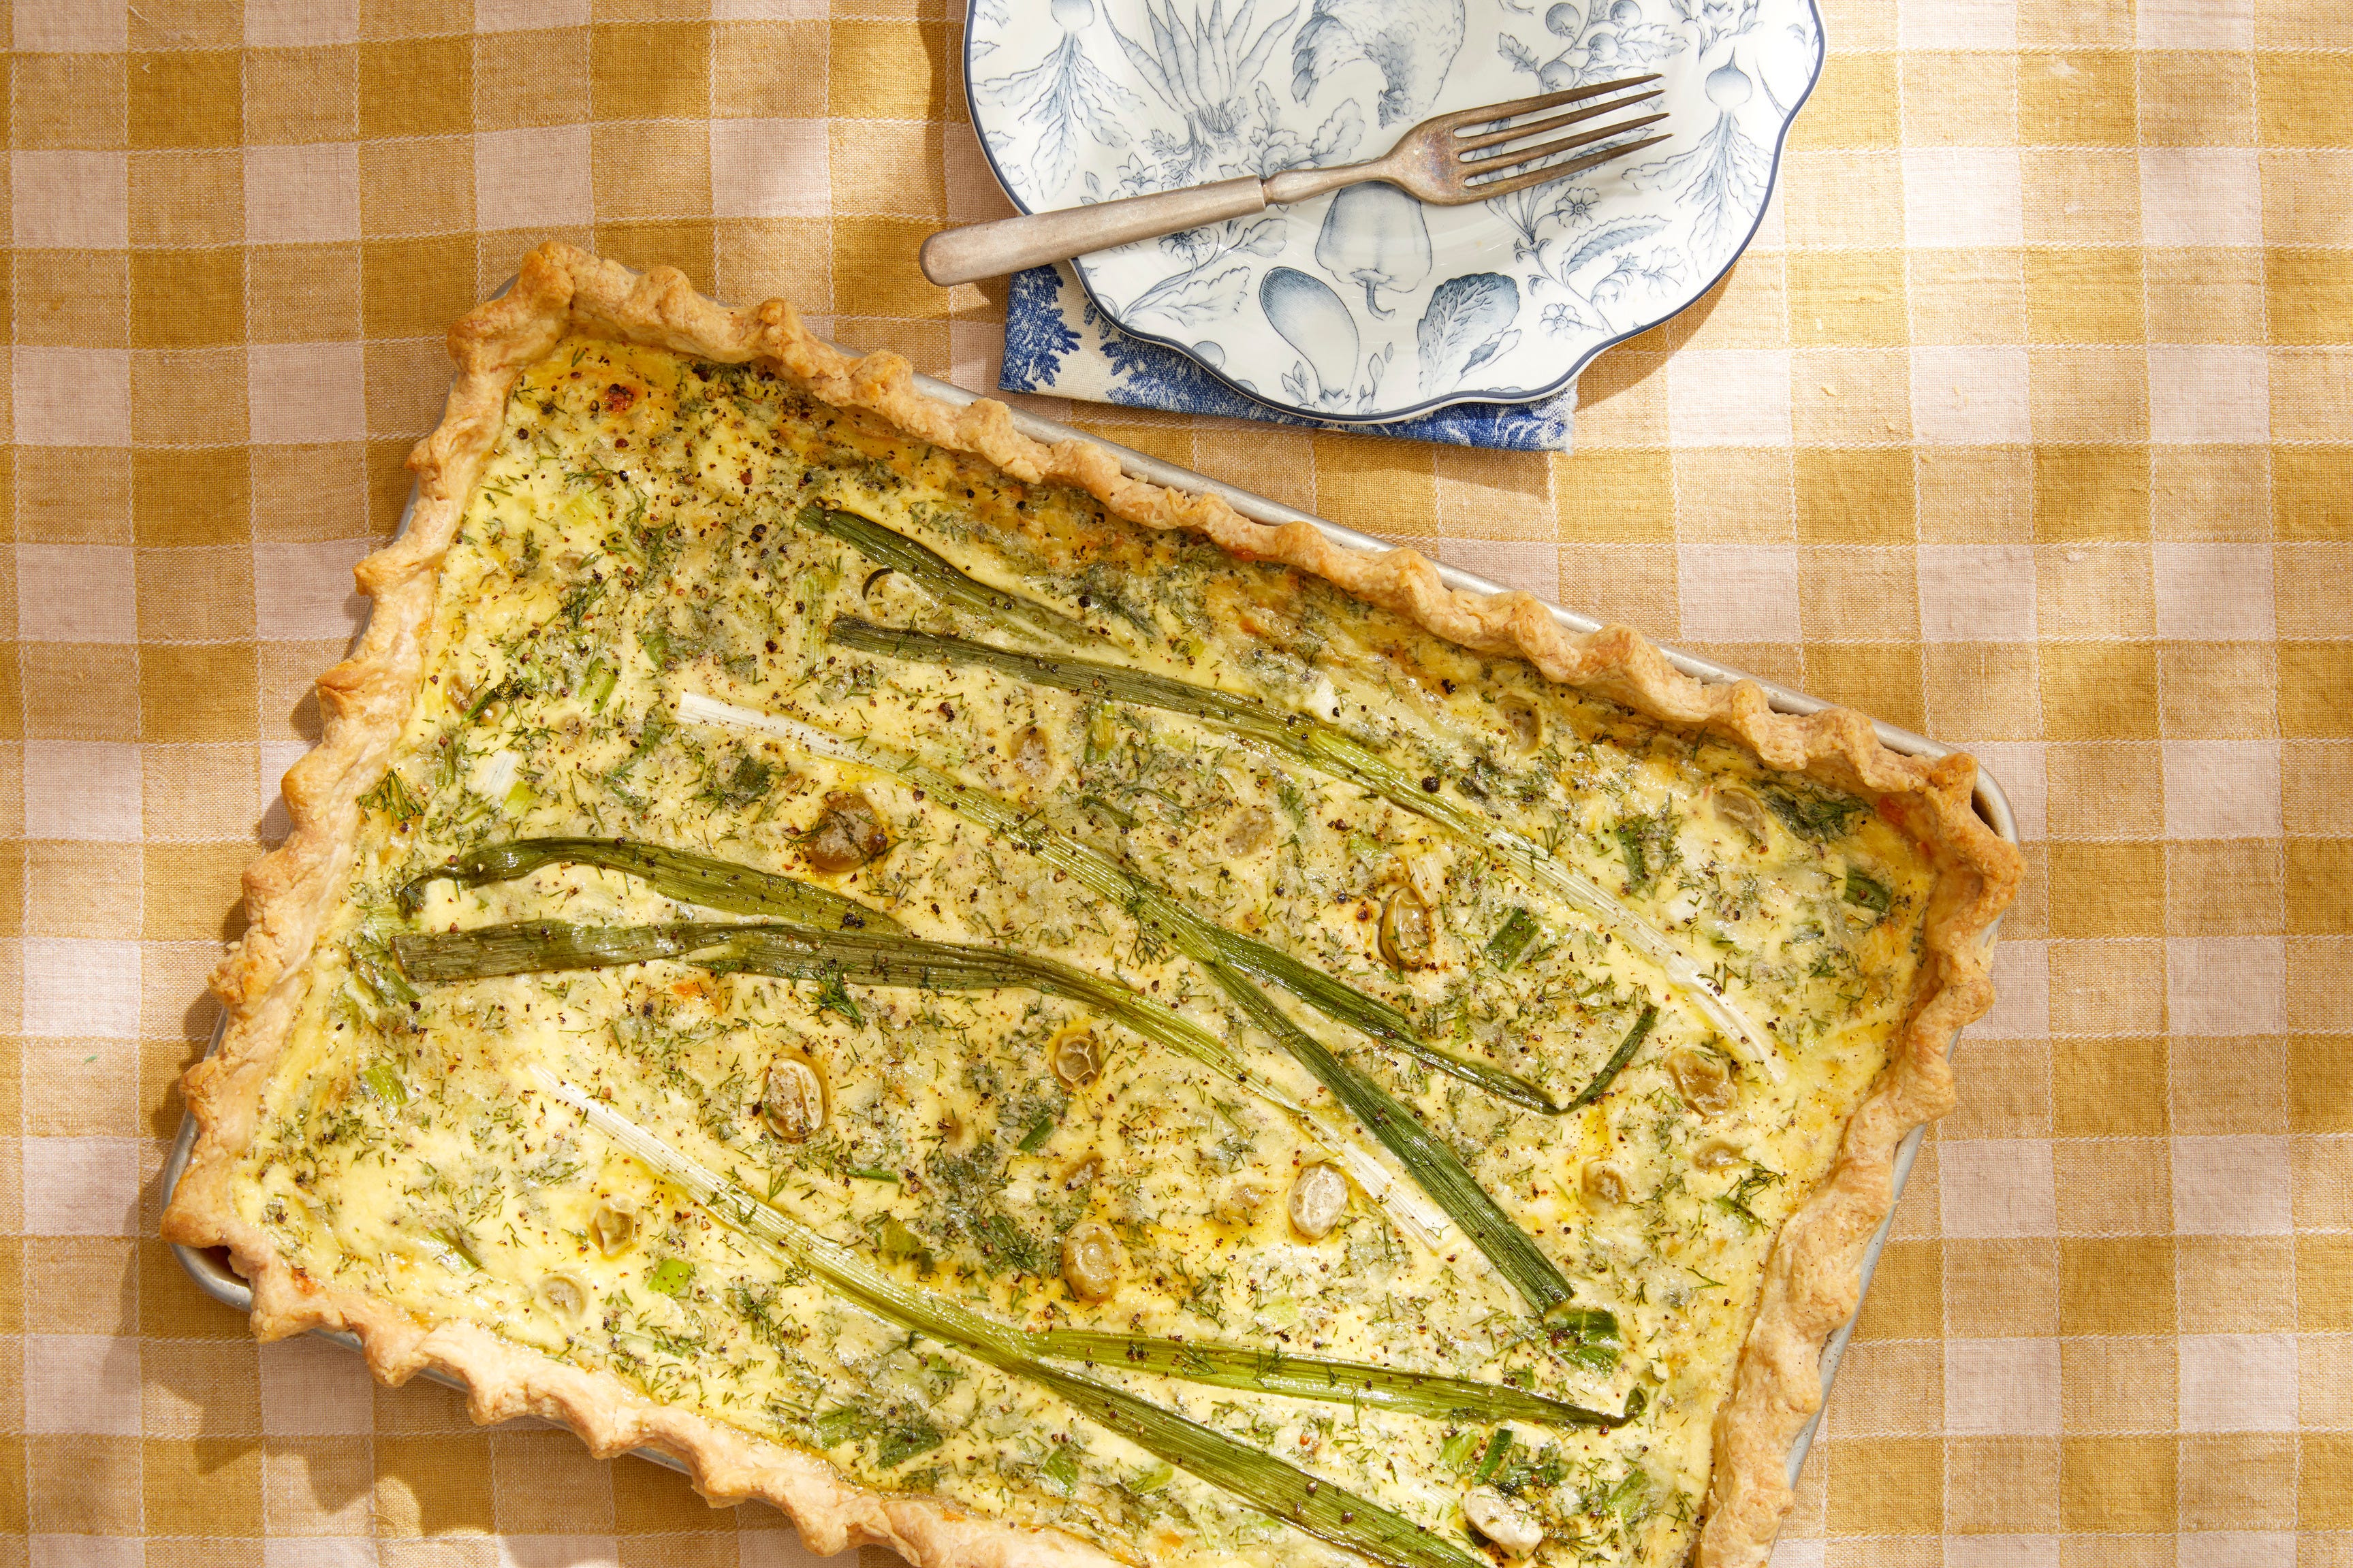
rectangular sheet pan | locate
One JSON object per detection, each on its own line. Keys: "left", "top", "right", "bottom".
{"left": 164, "top": 349, "right": 2019, "bottom": 1514}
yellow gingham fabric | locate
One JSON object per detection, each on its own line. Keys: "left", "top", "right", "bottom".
{"left": 2, "top": 0, "right": 2348, "bottom": 1563}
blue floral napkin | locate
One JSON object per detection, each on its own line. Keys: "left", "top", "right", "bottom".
{"left": 997, "top": 264, "right": 1577, "bottom": 453}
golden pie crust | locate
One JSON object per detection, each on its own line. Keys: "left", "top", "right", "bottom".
{"left": 164, "top": 242, "right": 2021, "bottom": 1568}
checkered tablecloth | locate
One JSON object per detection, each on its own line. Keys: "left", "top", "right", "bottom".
{"left": 3, "top": 0, "right": 2347, "bottom": 1563}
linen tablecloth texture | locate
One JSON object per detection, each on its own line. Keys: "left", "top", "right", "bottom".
{"left": 1, "top": 0, "right": 2349, "bottom": 1565}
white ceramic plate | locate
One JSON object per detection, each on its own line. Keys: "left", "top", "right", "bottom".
{"left": 966, "top": 0, "right": 1824, "bottom": 423}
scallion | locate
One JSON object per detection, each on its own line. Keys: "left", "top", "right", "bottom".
{"left": 532, "top": 1071, "right": 1490, "bottom": 1568}
{"left": 676, "top": 698, "right": 1587, "bottom": 1309}
{"left": 789, "top": 504, "right": 1090, "bottom": 647}
{"left": 395, "top": 837, "right": 899, "bottom": 931}
{"left": 674, "top": 697, "right": 1564, "bottom": 1115}
{"left": 1212, "top": 967, "right": 1579, "bottom": 1319}
{"left": 394, "top": 916, "right": 1263, "bottom": 1091}
{"left": 394, "top": 904, "right": 1444, "bottom": 1250}
{"left": 1471, "top": 1426, "right": 1513, "bottom": 1484}
{"left": 1037, "top": 1331, "right": 1641, "bottom": 1428}
{"left": 1564, "top": 1006, "right": 1658, "bottom": 1111}
{"left": 825, "top": 620, "right": 1780, "bottom": 1077}
{"left": 1484, "top": 908, "right": 1539, "bottom": 970}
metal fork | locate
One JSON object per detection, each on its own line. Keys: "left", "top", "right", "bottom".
{"left": 918, "top": 76, "right": 1670, "bottom": 287}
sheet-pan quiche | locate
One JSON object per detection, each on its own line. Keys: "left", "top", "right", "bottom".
{"left": 166, "top": 244, "right": 2019, "bottom": 1568}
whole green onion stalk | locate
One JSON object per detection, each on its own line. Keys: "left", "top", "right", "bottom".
{"left": 757, "top": 513, "right": 1686, "bottom": 1111}
{"left": 781, "top": 505, "right": 1765, "bottom": 1072}
{"left": 675, "top": 694, "right": 1582, "bottom": 1320}
{"left": 788, "top": 503, "right": 1091, "bottom": 648}
{"left": 396, "top": 837, "right": 900, "bottom": 930}
{"left": 825, "top": 619, "right": 1781, "bottom": 1079}
{"left": 391, "top": 913, "right": 1445, "bottom": 1247}
{"left": 1033, "top": 1330, "right": 1640, "bottom": 1428}
{"left": 400, "top": 918, "right": 1249, "bottom": 1103}
{"left": 674, "top": 697, "right": 1562, "bottom": 1114}
{"left": 529, "top": 1069, "right": 1501, "bottom": 1568}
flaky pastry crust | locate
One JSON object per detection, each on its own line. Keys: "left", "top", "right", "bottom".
{"left": 165, "top": 242, "right": 2019, "bottom": 1568}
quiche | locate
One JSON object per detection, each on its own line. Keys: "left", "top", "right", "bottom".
{"left": 165, "top": 244, "right": 2019, "bottom": 1568}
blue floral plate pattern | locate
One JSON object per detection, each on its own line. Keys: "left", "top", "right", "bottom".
{"left": 965, "top": 0, "right": 1825, "bottom": 424}
{"left": 1000, "top": 261, "right": 1579, "bottom": 448}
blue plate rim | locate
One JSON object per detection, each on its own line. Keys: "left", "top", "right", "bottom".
{"left": 959, "top": 0, "right": 1829, "bottom": 428}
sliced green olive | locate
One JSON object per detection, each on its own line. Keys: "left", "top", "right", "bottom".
{"left": 799, "top": 790, "right": 889, "bottom": 874}
{"left": 1214, "top": 1179, "right": 1267, "bottom": 1225}
{"left": 1287, "top": 1163, "right": 1348, "bottom": 1240}
{"left": 1714, "top": 786, "right": 1773, "bottom": 849}
{"left": 1222, "top": 805, "right": 1274, "bottom": 857}
{"left": 1581, "top": 1161, "right": 1630, "bottom": 1206}
{"left": 1049, "top": 1027, "right": 1105, "bottom": 1091}
{"left": 1667, "top": 1049, "right": 1738, "bottom": 1117}
{"left": 539, "top": 1273, "right": 588, "bottom": 1316}
{"left": 1498, "top": 694, "right": 1543, "bottom": 755}
{"left": 590, "top": 1202, "right": 636, "bottom": 1257}
{"left": 1011, "top": 724, "right": 1054, "bottom": 783}
{"left": 763, "top": 1057, "right": 826, "bottom": 1141}
{"left": 1378, "top": 885, "right": 1436, "bottom": 970}
{"left": 1060, "top": 1220, "right": 1124, "bottom": 1302}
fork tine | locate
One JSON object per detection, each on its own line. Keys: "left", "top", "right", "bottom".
{"left": 1463, "top": 112, "right": 1668, "bottom": 172}
{"left": 1436, "top": 73, "right": 1662, "bottom": 132}
{"left": 1452, "top": 87, "right": 1663, "bottom": 155}
{"left": 1466, "top": 133, "right": 1672, "bottom": 198}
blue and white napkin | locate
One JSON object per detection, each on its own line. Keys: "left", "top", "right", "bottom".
{"left": 997, "top": 264, "right": 1577, "bottom": 453}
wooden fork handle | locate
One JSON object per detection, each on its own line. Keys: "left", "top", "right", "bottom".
{"left": 919, "top": 176, "right": 1269, "bottom": 287}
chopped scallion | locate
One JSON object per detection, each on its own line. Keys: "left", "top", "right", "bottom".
{"left": 1844, "top": 867, "right": 1892, "bottom": 915}
{"left": 1471, "top": 1427, "right": 1513, "bottom": 1485}
{"left": 581, "top": 659, "right": 618, "bottom": 711}
{"left": 1484, "top": 908, "right": 1539, "bottom": 970}
{"left": 358, "top": 1063, "right": 407, "bottom": 1107}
